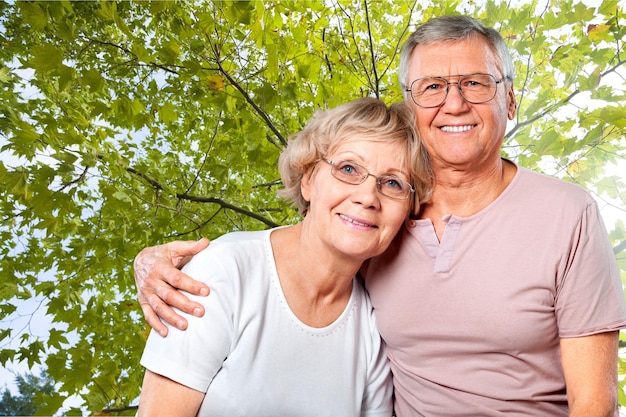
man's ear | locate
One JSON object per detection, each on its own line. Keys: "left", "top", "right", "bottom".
{"left": 507, "top": 85, "right": 517, "bottom": 120}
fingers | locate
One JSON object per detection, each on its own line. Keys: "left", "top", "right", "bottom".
{"left": 139, "top": 285, "right": 191, "bottom": 334}
{"left": 158, "top": 270, "right": 206, "bottom": 318}
{"left": 137, "top": 266, "right": 206, "bottom": 329}
{"left": 170, "top": 238, "right": 210, "bottom": 268}
{"left": 134, "top": 238, "right": 211, "bottom": 334}
{"left": 165, "top": 266, "right": 210, "bottom": 298}
{"left": 139, "top": 296, "right": 177, "bottom": 337}
{"left": 139, "top": 279, "right": 199, "bottom": 334}
{"left": 192, "top": 237, "right": 210, "bottom": 253}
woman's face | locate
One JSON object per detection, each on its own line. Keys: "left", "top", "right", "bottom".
{"left": 301, "top": 138, "right": 412, "bottom": 262}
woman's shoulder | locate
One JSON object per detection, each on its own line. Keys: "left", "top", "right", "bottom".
{"left": 194, "top": 229, "right": 271, "bottom": 258}
{"left": 183, "top": 229, "right": 274, "bottom": 284}
{"left": 350, "top": 278, "right": 381, "bottom": 332}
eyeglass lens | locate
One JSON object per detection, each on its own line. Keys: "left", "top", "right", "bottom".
{"left": 329, "top": 160, "right": 412, "bottom": 199}
{"left": 409, "top": 73, "right": 499, "bottom": 107}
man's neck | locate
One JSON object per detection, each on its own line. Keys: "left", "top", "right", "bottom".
{"left": 418, "top": 159, "right": 517, "bottom": 239}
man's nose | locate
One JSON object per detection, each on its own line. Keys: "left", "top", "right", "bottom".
{"left": 443, "top": 81, "right": 469, "bottom": 109}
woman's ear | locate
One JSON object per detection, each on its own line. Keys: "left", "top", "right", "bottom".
{"left": 300, "top": 169, "right": 313, "bottom": 203}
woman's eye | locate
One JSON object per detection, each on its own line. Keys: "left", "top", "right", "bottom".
{"left": 383, "top": 178, "right": 402, "bottom": 190}
{"left": 338, "top": 163, "right": 358, "bottom": 175}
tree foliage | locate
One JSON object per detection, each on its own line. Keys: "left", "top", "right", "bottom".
{"left": 0, "top": 371, "right": 56, "bottom": 416}
{"left": 0, "top": 0, "right": 624, "bottom": 413}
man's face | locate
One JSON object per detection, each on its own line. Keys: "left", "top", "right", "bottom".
{"left": 406, "top": 36, "right": 516, "bottom": 173}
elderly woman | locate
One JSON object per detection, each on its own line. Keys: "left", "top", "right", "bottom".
{"left": 137, "top": 97, "right": 431, "bottom": 417}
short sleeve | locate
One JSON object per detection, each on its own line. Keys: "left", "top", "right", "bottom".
{"left": 140, "top": 247, "right": 235, "bottom": 392}
{"left": 555, "top": 201, "right": 626, "bottom": 337}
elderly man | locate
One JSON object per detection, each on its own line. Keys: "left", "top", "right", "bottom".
{"left": 134, "top": 15, "right": 626, "bottom": 416}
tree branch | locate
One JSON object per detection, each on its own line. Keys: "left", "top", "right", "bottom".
{"left": 102, "top": 405, "right": 138, "bottom": 413}
{"left": 125, "top": 166, "right": 163, "bottom": 190}
{"left": 86, "top": 37, "right": 180, "bottom": 75}
{"left": 58, "top": 165, "right": 89, "bottom": 191}
{"left": 364, "top": 0, "right": 380, "bottom": 97}
{"left": 176, "top": 193, "right": 280, "bottom": 228}
{"left": 382, "top": 0, "right": 418, "bottom": 93}
{"left": 334, "top": 0, "right": 369, "bottom": 86}
{"left": 208, "top": 44, "right": 287, "bottom": 148}
{"left": 220, "top": 67, "right": 287, "bottom": 148}
{"left": 322, "top": 28, "right": 333, "bottom": 75}
{"left": 506, "top": 58, "right": 626, "bottom": 140}
{"left": 119, "top": 159, "right": 280, "bottom": 228}
{"left": 185, "top": 111, "right": 221, "bottom": 195}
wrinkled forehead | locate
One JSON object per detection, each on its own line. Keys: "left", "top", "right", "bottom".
{"left": 328, "top": 132, "right": 410, "bottom": 153}
{"left": 326, "top": 135, "right": 411, "bottom": 173}
{"left": 408, "top": 38, "right": 503, "bottom": 79}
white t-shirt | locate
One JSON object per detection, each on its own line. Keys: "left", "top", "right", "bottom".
{"left": 141, "top": 229, "right": 393, "bottom": 417}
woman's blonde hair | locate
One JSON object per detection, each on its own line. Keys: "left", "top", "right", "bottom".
{"left": 278, "top": 97, "right": 432, "bottom": 216}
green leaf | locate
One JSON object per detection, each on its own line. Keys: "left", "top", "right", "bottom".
{"left": 83, "top": 68, "right": 105, "bottom": 93}
{"left": 0, "top": 66, "right": 11, "bottom": 83}
{"left": 47, "top": 328, "right": 69, "bottom": 350}
{"left": 158, "top": 102, "right": 178, "bottom": 124}
{"left": 20, "top": 2, "right": 48, "bottom": 30}
{"left": 0, "top": 327, "right": 12, "bottom": 343}
{"left": 578, "top": 66, "right": 602, "bottom": 91}
{"left": 0, "top": 349, "right": 17, "bottom": 367}
{"left": 17, "top": 340, "right": 45, "bottom": 368}
{"left": 29, "top": 44, "right": 64, "bottom": 72}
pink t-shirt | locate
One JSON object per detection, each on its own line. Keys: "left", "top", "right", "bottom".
{"left": 365, "top": 163, "right": 626, "bottom": 416}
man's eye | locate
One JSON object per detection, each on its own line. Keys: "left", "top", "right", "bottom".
{"left": 463, "top": 79, "right": 483, "bottom": 87}
{"left": 425, "top": 83, "right": 443, "bottom": 91}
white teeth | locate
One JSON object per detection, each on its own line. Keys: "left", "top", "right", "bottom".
{"left": 441, "top": 125, "right": 474, "bottom": 133}
{"left": 339, "top": 214, "right": 370, "bottom": 227}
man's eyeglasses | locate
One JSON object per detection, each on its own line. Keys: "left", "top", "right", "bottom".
{"left": 322, "top": 159, "right": 414, "bottom": 200}
{"left": 406, "top": 73, "right": 507, "bottom": 108}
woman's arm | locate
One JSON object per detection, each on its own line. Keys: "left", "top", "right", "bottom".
{"left": 137, "top": 370, "right": 205, "bottom": 417}
{"left": 134, "top": 239, "right": 210, "bottom": 336}
{"left": 560, "top": 331, "right": 619, "bottom": 417}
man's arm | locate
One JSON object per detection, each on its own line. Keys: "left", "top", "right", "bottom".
{"left": 134, "top": 238, "right": 210, "bottom": 336}
{"left": 137, "top": 370, "right": 205, "bottom": 417}
{"left": 560, "top": 331, "right": 619, "bottom": 417}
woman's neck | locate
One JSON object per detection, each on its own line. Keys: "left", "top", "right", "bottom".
{"left": 270, "top": 224, "right": 357, "bottom": 328}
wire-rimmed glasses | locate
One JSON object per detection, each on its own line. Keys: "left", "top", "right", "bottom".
{"left": 406, "top": 73, "right": 507, "bottom": 108}
{"left": 322, "top": 159, "right": 414, "bottom": 200}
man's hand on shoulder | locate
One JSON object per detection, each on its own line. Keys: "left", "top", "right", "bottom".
{"left": 134, "top": 238, "right": 210, "bottom": 336}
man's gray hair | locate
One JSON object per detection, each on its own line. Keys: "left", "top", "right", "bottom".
{"left": 398, "top": 15, "right": 515, "bottom": 100}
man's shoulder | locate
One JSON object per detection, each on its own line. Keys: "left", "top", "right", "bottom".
{"left": 516, "top": 165, "right": 595, "bottom": 205}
